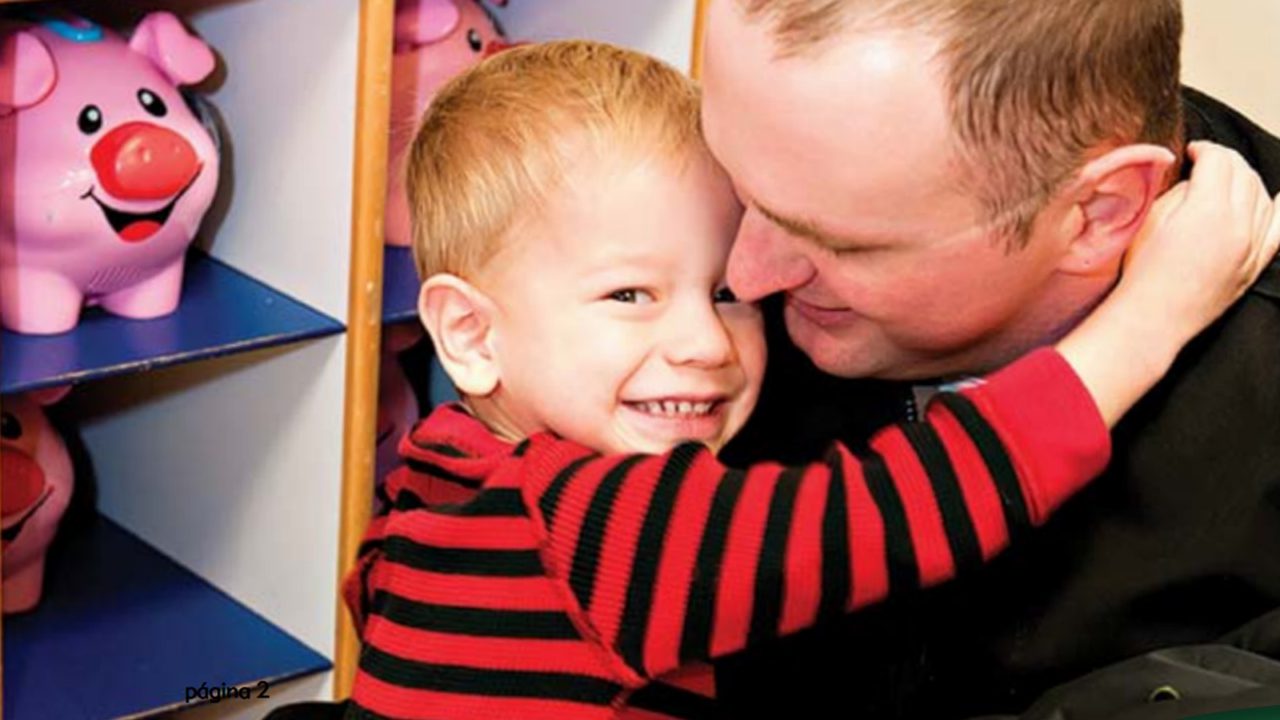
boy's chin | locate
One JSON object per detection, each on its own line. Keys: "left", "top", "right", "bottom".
{"left": 610, "top": 406, "right": 737, "bottom": 456}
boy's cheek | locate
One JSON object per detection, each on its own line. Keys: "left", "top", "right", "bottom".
{"left": 726, "top": 308, "right": 767, "bottom": 355}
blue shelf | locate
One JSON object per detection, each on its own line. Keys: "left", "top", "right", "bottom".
{"left": 382, "top": 246, "right": 419, "bottom": 324}
{"left": 3, "top": 513, "right": 332, "bottom": 719}
{"left": 1, "top": 253, "right": 344, "bottom": 394}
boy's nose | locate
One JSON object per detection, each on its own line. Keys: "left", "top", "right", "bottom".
{"left": 664, "top": 304, "right": 736, "bottom": 369}
{"left": 727, "top": 207, "right": 816, "bottom": 302}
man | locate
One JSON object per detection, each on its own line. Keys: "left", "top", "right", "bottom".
{"left": 703, "top": 1, "right": 1280, "bottom": 717}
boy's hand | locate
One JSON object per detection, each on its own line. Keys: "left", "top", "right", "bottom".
{"left": 1115, "top": 140, "right": 1280, "bottom": 354}
{"left": 1056, "top": 141, "right": 1280, "bottom": 427}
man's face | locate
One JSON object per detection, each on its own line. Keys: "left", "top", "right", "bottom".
{"left": 701, "top": 2, "right": 1072, "bottom": 380}
{"left": 479, "top": 149, "right": 766, "bottom": 455}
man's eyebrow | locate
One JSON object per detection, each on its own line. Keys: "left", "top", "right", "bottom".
{"left": 755, "top": 202, "right": 865, "bottom": 250}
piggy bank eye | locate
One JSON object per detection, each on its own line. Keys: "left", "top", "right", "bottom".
{"left": 1, "top": 412, "right": 21, "bottom": 441}
{"left": 77, "top": 105, "right": 103, "bottom": 134}
{"left": 467, "top": 28, "right": 483, "bottom": 52}
{"left": 137, "top": 88, "right": 168, "bottom": 118}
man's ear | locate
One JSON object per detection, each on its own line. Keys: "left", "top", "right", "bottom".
{"left": 418, "top": 274, "right": 500, "bottom": 397}
{"left": 1058, "top": 144, "right": 1177, "bottom": 275}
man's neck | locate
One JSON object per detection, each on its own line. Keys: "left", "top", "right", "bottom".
{"left": 944, "top": 270, "right": 1119, "bottom": 378}
{"left": 955, "top": 145, "right": 1185, "bottom": 376}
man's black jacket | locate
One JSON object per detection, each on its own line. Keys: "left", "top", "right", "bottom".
{"left": 716, "top": 87, "right": 1280, "bottom": 720}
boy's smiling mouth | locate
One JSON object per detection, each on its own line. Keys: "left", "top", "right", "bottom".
{"left": 619, "top": 395, "right": 735, "bottom": 446}
{"left": 625, "top": 398, "right": 721, "bottom": 418}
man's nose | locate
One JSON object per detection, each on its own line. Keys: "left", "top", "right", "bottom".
{"left": 727, "top": 207, "right": 815, "bottom": 302}
{"left": 663, "top": 302, "right": 736, "bottom": 369}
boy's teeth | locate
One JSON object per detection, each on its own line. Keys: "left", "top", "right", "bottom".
{"left": 638, "top": 400, "right": 715, "bottom": 418}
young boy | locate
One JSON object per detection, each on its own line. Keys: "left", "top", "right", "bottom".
{"left": 344, "top": 41, "right": 1279, "bottom": 720}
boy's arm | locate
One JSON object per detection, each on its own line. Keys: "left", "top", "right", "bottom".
{"left": 341, "top": 465, "right": 439, "bottom": 635}
{"left": 342, "top": 517, "right": 389, "bottom": 636}
{"left": 523, "top": 141, "right": 1280, "bottom": 685}
{"left": 1059, "top": 141, "right": 1280, "bottom": 427}
{"left": 521, "top": 347, "right": 1106, "bottom": 685}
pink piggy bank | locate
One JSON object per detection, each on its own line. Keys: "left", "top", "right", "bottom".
{"left": 375, "top": 323, "right": 422, "bottom": 499}
{"left": 375, "top": 325, "right": 475, "bottom": 509}
{"left": 0, "top": 12, "right": 220, "bottom": 335}
{"left": 1, "top": 387, "right": 73, "bottom": 614}
{"left": 386, "top": 0, "right": 511, "bottom": 247}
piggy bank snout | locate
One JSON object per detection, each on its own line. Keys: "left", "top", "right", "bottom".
{"left": 90, "top": 121, "right": 201, "bottom": 201}
{"left": 484, "top": 39, "right": 516, "bottom": 58}
{"left": 1, "top": 450, "right": 46, "bottom": 517}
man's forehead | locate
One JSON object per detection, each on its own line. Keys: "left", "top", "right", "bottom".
{"left": 703, "top": 11, "right": 977, "bottom": 243}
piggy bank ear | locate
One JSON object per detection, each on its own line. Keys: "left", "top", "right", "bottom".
{"left": 128, "top": 12, "right": 215, "bottom": 86}
{"left": 27, "top": 385, "right": 71, "bottom": 407}
{"left": 0, "top": 29, "right": 57, "bottom": 112}
{"left": 395, "top": 0, "right": 461, "bottom": 47}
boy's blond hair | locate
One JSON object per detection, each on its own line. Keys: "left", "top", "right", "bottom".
{"left": 406, "top": 40, "right": 703, "bottom": 280}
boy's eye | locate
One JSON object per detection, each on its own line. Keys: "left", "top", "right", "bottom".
{"left": 713, "top": 286, "right": 739, "bottom": 304}
{"left": 607, "top": 288, "right": 654, "bottom": 304}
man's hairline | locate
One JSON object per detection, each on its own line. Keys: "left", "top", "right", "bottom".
{"left": 728, "top": 9, "right": 1042, "bottom": 252}
{"left": 736, "top": 4, "right": 1090, "bottom": 252}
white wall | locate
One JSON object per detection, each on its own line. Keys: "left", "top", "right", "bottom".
{"left": 189, "top": 0, "right": 360, "bottom": 320}
{"left": 78, "top": 336, "right": 346, "bottom": 660}
{"left": 1183, "top": 0, "right": 1280, "bottom": 135}
{"left": 494, "top": 0, "right": 697, "bottom": 73}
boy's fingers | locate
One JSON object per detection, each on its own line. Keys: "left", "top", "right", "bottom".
{"left": 1221, "top": 147, "right": 1251, "bottom": 205}
{"left": 1187, "top": 142, "right": 1245, "bottom": 192}
{"left": 1251, "top": 196, "right": 1280, "bottom": 276}
{"left": 1182, "top": 143, "right": 1225, "bottom": 202}
{"left": 1264, "top": 194, "right": 1280, "bottom": 266}
{"left": 1253, "top": 178, "right": 1273, "bottom": 239}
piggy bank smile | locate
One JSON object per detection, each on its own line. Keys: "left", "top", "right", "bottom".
{"left": 82, "top": 116, "right": 206, "bottom": 243}
{"left": 1, "top": 487, "right": 53, "bottom": 552}
{"left": 83, "top": 166, "right": 204, "bottom": 243}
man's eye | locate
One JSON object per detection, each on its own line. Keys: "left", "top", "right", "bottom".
{"left": 607, "top": 288, "right": 654, "bottom": 304}
{"left": 713, "top": 286, "right": 739, "bottom": 304}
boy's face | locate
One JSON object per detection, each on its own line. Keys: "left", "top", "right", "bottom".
{"left": 479, "top": 149, "right": 765, "bottom": 455}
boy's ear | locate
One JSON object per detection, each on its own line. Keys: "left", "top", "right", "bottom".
{"left": 418, "top": 274, "right": 501, "bottom": 397}
{"left": 1058, "top": 144, "right": 1177, "bottom": 275}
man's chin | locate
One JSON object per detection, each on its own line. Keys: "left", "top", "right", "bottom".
{"left": 786, "top": 314, "right": 890, "bottom": 379}
{"left": 807, "top": 350, "right": 889, "bottom": 379}
{"left": 800, "top": 338, "right": 970, "bottom": 381}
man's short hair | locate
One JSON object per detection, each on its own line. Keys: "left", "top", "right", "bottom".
{"left": 406, "top": 40, "right": 702, "bottom": 279}
{"left": 740, "top": 0, "right": 1184, "bottom": 245}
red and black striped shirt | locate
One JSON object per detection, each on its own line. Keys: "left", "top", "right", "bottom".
{"left": 343, "top": 348, "right": 1109, "bottom": 719}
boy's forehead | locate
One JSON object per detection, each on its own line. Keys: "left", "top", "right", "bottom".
{"left": 483, "top": 142, "right": 732, "bottom": 282}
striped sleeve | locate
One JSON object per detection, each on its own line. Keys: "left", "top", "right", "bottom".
{"left": 343, "top": 512, "right": 393, "bottom": 636}
{"left": 342, "top": 463, "right": 475, "bottom": 635}
{"left": 520, "top": 347, "right": 1109, "bottom": 680}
